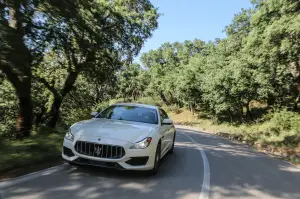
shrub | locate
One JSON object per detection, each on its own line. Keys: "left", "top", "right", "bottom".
{"left": 109, "top": 98, "right": 127, "bottom": 105}
{"left": 93, "top": 101, "right": 110, "bottom": 112}
{"left": 0, "top": 80, "right": 18, "bottom": 138}
{"left": 236, "top": 110, "right": 300, "bottom": 145}
{"left": 136, "top": 97, "right": 164, "bottom": 107}
{"left": 164, "top": 105, "right": 182, "bottom": 114}
{"left": 61, "top": 107, "right": 91, "bottom": 126}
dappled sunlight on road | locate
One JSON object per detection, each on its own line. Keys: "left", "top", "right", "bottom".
{"left": 4, "top": 133, "right": 204, "bottom": 199}
{"left": 278, "top": 165, "right": 300, "bottom": 173}
{"left": 2, "top": 127, "right": 300, "bottom": 199}
{"left": 177, "top": 127, "right": 300, "bottom": 199}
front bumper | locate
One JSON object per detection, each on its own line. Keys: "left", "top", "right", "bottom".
{"left": 62, "top": 137, "right": 156, "bottom": 171}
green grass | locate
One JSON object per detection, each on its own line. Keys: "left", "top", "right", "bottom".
{"left": 169, "top": 108, "right": 300, "bottom": 165}
{"left": 0, "top": 126, "right": 66, "bottom": 172}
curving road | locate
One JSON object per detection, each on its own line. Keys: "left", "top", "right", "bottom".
{"left": 1, "top": 126, "right": 300, "bottom": 199}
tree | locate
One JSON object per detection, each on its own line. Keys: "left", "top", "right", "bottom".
{"left": 1, "top": 0, "right": 159, "bottom": 132}
{"left": 0, "top": 0, "right": 40, "bottom": 137}
{"left": 41, "top": 0, "right": 158, "bottom": 128}
{"left": 140, "top": 39, "right": 206, "bottom": 105}
{"left": 117, "top": 64, "right": 149, "bottom": 101}
{"left": 246, "top": 0, "right": 300, "bottom": 109}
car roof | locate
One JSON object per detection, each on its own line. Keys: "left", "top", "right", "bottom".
{"left": 113, "top": 103, "right": 159, "bottom": 110}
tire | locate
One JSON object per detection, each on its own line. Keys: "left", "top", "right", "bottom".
{"left": 168, "top": 131, "right": 176, "bottom": 154}
{"left": 148, "top": 142, "right": 161, "bottom": 175}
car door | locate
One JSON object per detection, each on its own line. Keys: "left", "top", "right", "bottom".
{"left": 160, "top": 109, "right": 174, "bottom": 149}
{"left": 159, "top": 109, "right": 173, "bottom": 155}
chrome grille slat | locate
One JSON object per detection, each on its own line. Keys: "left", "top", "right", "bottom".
{"left": 88, "top": 143, "right": 91, "bottom": 156}
{"left": 75, "top": 141, "right": 125, "bottom": 159}
{"left": 111, "top": 146, "right": 113, "bottom": 158}
{"left": 85, "top": 142, "right": 87, "bottom": 155}
{"left": 93, "top": 143, "right": 95, "bottom": 157}
{"left": 106, "top": 145, "right": 108, "bottom": 158}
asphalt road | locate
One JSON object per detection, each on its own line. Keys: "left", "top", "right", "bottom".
{"left": 1, "top": 126, "right": 300, "bottom": 199}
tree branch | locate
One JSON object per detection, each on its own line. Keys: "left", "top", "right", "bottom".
{"left": 35, "top": 76, "right": 60, "bottom": 97}
{"left": 0, "top": 61, "right": 22, "bottom": 89}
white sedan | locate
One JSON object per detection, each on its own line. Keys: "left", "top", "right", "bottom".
{"left": 62, "top": 103, "right": 176, "bottom": 174}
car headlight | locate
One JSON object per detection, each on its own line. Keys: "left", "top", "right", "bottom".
{"left": 65, "top": 129, "right": 74, "bottom": 142}
{"left": 130, "top": 137, "right": 152, "bottom": 149}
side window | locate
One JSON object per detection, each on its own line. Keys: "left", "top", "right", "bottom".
{"left": 97, "top": 106, "right": 115, "bottom": 118}
{"left": 159, "top": 108, "right": 169, "bottom": 122}
{"left": 161, "top": 109, "right": 169, "bottom": 119}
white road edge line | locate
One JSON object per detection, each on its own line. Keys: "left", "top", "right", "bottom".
{"left": 0, "top": 164, "right": 68, "bottom": 190}
{"left": 182, "top": 132, "right": 210, "bottom": 199}
{"left": 177, "top": 125, "right": 300, "bottom": 171}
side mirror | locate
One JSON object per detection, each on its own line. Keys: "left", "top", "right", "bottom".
{"left": 162, "top": 118, "right": 173, "bottom": 125}
{"left": 90, "top": 112, "right": 98, "bottom": 118}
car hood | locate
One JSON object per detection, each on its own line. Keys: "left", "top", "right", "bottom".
{"left": 71, "top": 118, "right": 158, "bottom": 143}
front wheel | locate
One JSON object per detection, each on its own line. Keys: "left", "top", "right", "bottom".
{"left": 148, "top": 142, "right": 161, "bottom": 175}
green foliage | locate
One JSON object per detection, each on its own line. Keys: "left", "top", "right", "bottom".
{"left": 245, "top": 0, "right": 300, "bottom": 108}
{"left": 266, "top": 110, "right": 300, "bottom": 133}
{"left": 0, "top": 0, "right": 159, "bottom": 134}
{"left": 214, "top": 110, "right": 300, "bottom": 146}
{"left": 117, "top": 2, "right": 300, "bottom": 124}
{"left": 0, "top": 80, "right": 17, "bottom": 137}
{"left": 1, "top": 0, "right": 300, "bottom": 170}
{"left": 94, "top": 101, "right": 110, "bottom": 113}
{"left": 109, "top": 98, "right": 127, "bottom": 105}
{"left": 0, "top": 126, "right": 66, "bottom": 172}
{"left": 139, "top": 39, "right": 206, "bottom": 105}
{"left": 117, "top": 64, "right": 150, "bottom": 101}
{"left": 163, "top": 105, "right": 182, "bottom": 114}
{"left": 136, "top": 97, "right": 164, "bottom": 107}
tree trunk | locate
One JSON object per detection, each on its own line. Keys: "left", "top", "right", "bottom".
{"left": 267, "top": 95, "right": 276, "bottom": 107}
{"left": 240, "top": 105, "right": 245, "bottom": 123}
{"left": 189, "top": 103, "right": 195, "bottom": 115}
{"left": 289, "top": 61, "right": 300, "bottom": 111}
{"left": 159, "top": 91, "right": 169, "bottom": 105}
{"left": 47, "top": 71, "right": 79, "bottom": 128}
{"left": 15, "top": 79, "right": 33, "bottom": 137}
{"left": 95, "top": 86, "right": 102, "bottom": 103}
{"left": 0, "top": 4, "right": 33, "bottom": 137}
{"left": 227, "top": 110, "right": 233, "bottom": 123}
{"left": 293, "top": 85, "right": 300, "bottom": 111}
{"left": 132, "top": 91, "right": 137, "bottom": 101}
{"left": 0, "top": 64, "right": 33, "bottom": 137}
{"left": 17, "top": 98, "right": 32, "bottom": 137}
{"left": 246, "top": 101, "right": 253, "bottom": 121}
{"left": 35, "top": 104, "right": 47, "bottom": 125}
{"left": 47, "top": 95, "right": 63, "bottom": 128}
{"left": 168, "top": 91, "right": 174, "bottom": 104}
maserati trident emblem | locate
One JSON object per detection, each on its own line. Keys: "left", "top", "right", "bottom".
{"left": 94, "top": 146, "right": 102, "bottom": 156}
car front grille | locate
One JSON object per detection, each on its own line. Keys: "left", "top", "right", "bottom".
{"left": 74, "top": 141, "right": 125, "bottom": 159}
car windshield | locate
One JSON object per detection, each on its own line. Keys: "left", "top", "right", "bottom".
{"left": 96, "top": 105, "right": 158, "bottom": 124}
